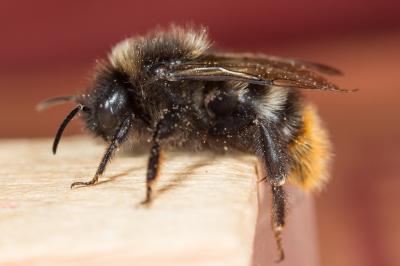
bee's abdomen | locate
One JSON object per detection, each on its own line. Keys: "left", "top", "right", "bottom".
{"left": 287, "top": 104, "right": 332, "bottom": 192}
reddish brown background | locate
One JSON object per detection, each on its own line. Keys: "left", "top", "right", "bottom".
{"left": 1, "top": 1, "right": 400, "bottom": 266}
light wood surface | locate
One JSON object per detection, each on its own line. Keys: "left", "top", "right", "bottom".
{"left": 0, "top": 137, "right": 317, "bottom": 266}
{"left": 0, "top": 137, "right": 259, "bottom": 265}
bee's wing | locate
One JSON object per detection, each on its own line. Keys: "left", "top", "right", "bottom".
{"left": 200, "top": 53, "right": 344, "bottom": 76}
{"left": 158, "top": 53, "right": 354, "bottom": 92}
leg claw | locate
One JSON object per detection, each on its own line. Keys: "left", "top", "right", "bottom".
{"left": 70, "top": 179, "right": 97, "bottom": 189}
{"left": 139, "top": 195, "right": 153, "bottom": 207}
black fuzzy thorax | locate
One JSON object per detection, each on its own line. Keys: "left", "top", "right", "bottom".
{"left": 77, "top": 30, "right": 304, "bottom": 153}
{"left": 78, "top": 68, "right": 304, "bottom": 153}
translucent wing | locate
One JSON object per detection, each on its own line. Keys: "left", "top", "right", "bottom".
{"left": 198, "top": 53, "right": 344, "bottom": 76}
{"left": 155, "top": 52, "right": 354, "bottom": 92}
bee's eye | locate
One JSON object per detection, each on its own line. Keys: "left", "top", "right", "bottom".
{"left": 98, "top": 104, "right": 118, "bottom": 130}
{"left": 97, "top": 90, "right": 129, "bottom": 136}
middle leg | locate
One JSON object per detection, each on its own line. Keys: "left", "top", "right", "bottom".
{"left": 140, "top": 111, "right": 180, "bottom": 205}
{"left": 141, "top": 142, "right": 162, "bottom": 205}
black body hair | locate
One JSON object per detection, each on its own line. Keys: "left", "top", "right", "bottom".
{"left": 41, "top": 25, "right": 345, "bottom": 262}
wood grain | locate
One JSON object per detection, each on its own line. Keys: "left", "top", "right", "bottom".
{"left": 0, "top": 137, "right": 259, "bottom": 266}
{"left": 0, "top": 137, "right": 318, "bottom": 266}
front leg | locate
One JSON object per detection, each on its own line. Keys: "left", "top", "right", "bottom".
{"left": 71, "top": 115, "right": 132, "bottom": 188}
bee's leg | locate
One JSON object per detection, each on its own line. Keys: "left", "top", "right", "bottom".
{"left": 255, "top": 121, "right": 289, "bottom": 262}
{"left": 271, "top": 184, "right": 287, "bottom": 262}
{"left": 141, "top": 112, "right": 178, "bottom": 205}
{"left": 141, "top": 142, "right": 162, "bottom": 205}
{"left": 71, "top": 116, "right": 132, "bottom": 188}
{"left": 256, "top": 121, "right": 290, "bottom": 186}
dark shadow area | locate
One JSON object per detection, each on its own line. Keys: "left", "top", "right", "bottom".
{"left": 154, "top": 156, "right": 213, "bottom": 199}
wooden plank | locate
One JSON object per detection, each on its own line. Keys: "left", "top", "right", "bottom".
{"left": 0, "top": 137, "right": 259, "bottom": 266}
{"left": 0, "top": 137, "right": 318, "bottom": 266}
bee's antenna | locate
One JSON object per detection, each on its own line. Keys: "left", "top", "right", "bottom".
{"left": 53, "top": 105, "right": 83, "bottom": 154}
{"left": 36, "top": 96, "right": 76, "bottom": 111}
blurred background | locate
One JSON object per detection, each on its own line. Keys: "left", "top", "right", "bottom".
{"left": 1, "top": 1, "right": 399, "bottom": 265}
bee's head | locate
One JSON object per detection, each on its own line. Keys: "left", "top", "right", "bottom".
{"left": 78, "top": 67, "right": 132, "bottom": 140}
{"left": 38, "top": 65, "right": 133, "bottom": 154}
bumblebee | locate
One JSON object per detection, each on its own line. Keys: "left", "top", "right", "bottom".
{"left": 39, "top": 25, "right": 352, "bottom": 261}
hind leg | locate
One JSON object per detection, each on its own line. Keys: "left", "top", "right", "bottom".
{"left": 271, "top": 184, "right": 287, "bottom": 262}
{"left": 255, "top": 121, "right": 289, "bottom": 262}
